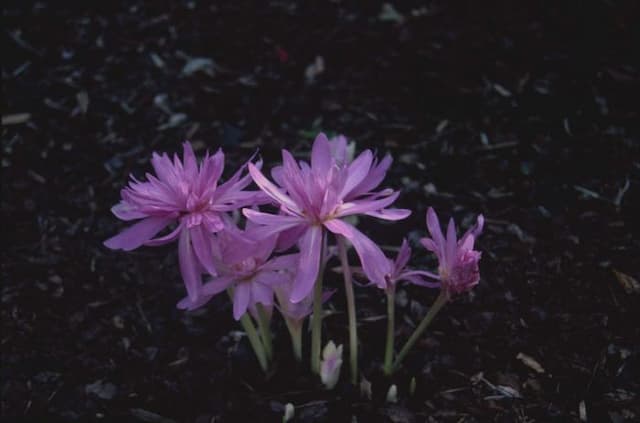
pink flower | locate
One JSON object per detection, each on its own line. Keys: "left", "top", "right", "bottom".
{"left": 375, "top": 239, "right": 441, "bottom": 292}
{"left": 104, "top": 142, "right": 265, "bottom": 303}
{"left": 244, "top": 133, "right": 410, "bottom": 302}
{"left": 177, "top": 226, "right": 298, "bottom": 320}
{"left": 420, "top": 207, "right": 484, "bottom": 296}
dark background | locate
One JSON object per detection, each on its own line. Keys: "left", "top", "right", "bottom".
{"left": 2, "top": 1, "right": 639, "bottom": 422}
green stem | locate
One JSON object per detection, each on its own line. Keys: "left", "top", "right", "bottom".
{"left": 390, "top": 291, "right": 449, "bottom": 374}
{"left": 284, "top": 318, "right": 303, "bottom": 362}
{"left": 310, "top": 230, "right": 327, "bottom": 374}
{"left": 256, "top": 303, "right": 273, "bottom": 362}
{"left": 383, "top": 286, "right": 395, "bottom": 375}
{"left": 228, "top": 288, "right": 268, "bottom": 373}
{"left": 337, "top": 235, "right": 358, "bottom": 384}
{"left": 239, "top": 313, "right": 269, "bottom": 373}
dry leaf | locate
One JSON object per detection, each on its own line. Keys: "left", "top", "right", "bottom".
{"left": 2, "top": 113, "right": 31, "bottom": 125}
{"left": 613, "top": 270, "right": 640, "bottom": 294}
{"left": 517, "top": 352, "right": 545, "bottom": 373}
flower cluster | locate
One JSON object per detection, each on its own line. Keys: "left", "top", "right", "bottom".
{"left": 105, "top": 133, "right": 484, "bottom": 382}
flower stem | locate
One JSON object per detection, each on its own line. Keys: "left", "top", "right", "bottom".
{"left": 390, "top": 291, "right": 448, "bottom": 374}
{"left": 228, "top": 288, "right": 268, "bottom": 373}
{"left": 382, "top": 286, "right": 395, "bottom": 376}
{"left": 256, "top": 303, "right": 273, "bottom": 362}
{"left": 239, "top": 313, "right": 269, "bottom": 373}
{"left": 337, "top": 235, "right": 358, "bottom": 384}
{"left": 284, "top": 319, "right": 303, "bottom": 362}
{"left": 311, "top": 230, "right": 327, "bottom": 374}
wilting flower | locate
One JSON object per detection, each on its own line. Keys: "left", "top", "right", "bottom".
{"left": 420, "top": 207, "right": 484, "bottom": 296}
{"left": 368, "top": 238, "right": 441, "bottom": 292}
{"left": 244, "top": 133, "right": 410, "bottom": 302}
{"left": 320, "top": 341, "right": 343, "bottom": 389}
{"left": 104, "top": 142, "right": 265, "bottom": 302}
{"left": 177, "top": 227, "right": 298, "bottom": 320}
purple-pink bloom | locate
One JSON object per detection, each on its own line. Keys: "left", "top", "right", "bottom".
{"left": 374, "top": 239, "right": 441, "bottom": 292}
{"left": 244, "top": 133, "right": 410, "bottom": 303}
{"left": 420, "top": 207, "right": 484, "bottom": 296}
{"left": 177, "top": 227, "right": 298, "bottom": 320}
{"left": 104, "top": 142, "right": 265, "bottom": 303}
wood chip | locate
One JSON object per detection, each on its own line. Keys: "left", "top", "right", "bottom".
{"left": 613, "top": 270, "right": 640, "bottom": 294}
{"left": 517, "top": 352, "right": 545, "bottom": 373}
{"left": 2, "top": 113, "right": 31, "bottom": 125}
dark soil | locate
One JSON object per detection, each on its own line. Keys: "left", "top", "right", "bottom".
{"left": 2, "top": 1, "right": 639, "bottom": 422}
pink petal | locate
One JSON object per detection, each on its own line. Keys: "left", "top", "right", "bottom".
{"left": 290, "top": 225, "right": 323, "bottom": 303}
{"left": 395, "top": 238, "right": 411, "bottom": 272}
{"left": 425, "top": 207, "right": 445, "bottom": 253}
{"left": 251, "top": 282, "right": 274, "bottom": 306}
{"left": 243, "top": 208, "right": 304, "bottom": 227}
{"left": 144, "top": 221, "right": 184, "bottom": 246}
{"left": 350, "top": 153, "right": 392, "bottom": 195}
{"left": 261, "top": 253, "right": 299, "bottom": 272}
{"left": 334, "top": 191, "right": 400, "bottom": 218}
{"left": 445, "top": 218, "right": 457, "bottom": 268}
{"left": 401, "top": 270, "right": 441, "bottom": 288}
{"left": 311, "top": 133, "right": 332, "bottom": 177}
{"left": 202, "top": 276, "right": 235, "bottom": 296}
{"left": 233, "top": 283, "right": 251, "bottom": 320}
{"left": 176, "top": 294, "right": 212, "bottom": 311}
{"left": 178, "top": 229, "right": 202, "bottom": 301}
{"left": 248, "top": 163, "right": 301, "bottom": 214}
{"left": 340, "top": 150, "right": 373, "bottom": 198}
{"left": 189, "top": 225, "right": 217, "bottom": 276}
{"left": 104, "top": 217, "right": 172, "bottom": 251}
{"left": 111, "top": 202, "right": 147, "bottom": 221}
{"left": 182, "top": 142, "right": 198, "bottom": 180}
{"left": 459, "top": 214, "right": 484, "bottom": 248}
{"left": 420, "top": 237, "right": 440, "bottom": 255}
{"left": 275, "top": 224, "right": 308, "bottom": 251}
{"left": 364, "top": 208, "right": 411, "bottom": 221}
{"left": 323, "top": 219, "right": 388, "bottom": 288}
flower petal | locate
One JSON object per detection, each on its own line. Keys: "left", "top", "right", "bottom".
{"left": 144, "top": 221, "right": 184, "bottom": 246}
{"left": 178, "top": 229, "right": 202, "bottom": 301}
{"left": 189, "top": 225, "right": 217, "bottom": 276}
{"left": 104, "top": 217, "right": 172, "bottom": 251}
{"left": 425, "top": 207, "right": 445, "bottom": 255}
{"left": 248, "top": 163, "right": 301, "bottom": 214}
{"left": 323, "top": 219, "right": 388, "bottom": 288}
{"left": 111, "top": 202, "right": 147, "bottom": 221}
{"left": 251, "top": 282, "right": 274, "bottom": 306}
{"left": 233, "top": 283, "right": 251, "bottom": 320}
{"left": 394, "top": 238, "right": 411, "bottom": 273}
{"left": 291, "top": 226, "right": 323, "bottom": 303}
{"left": 202, "top": 275, "right": 235, "bottom": 296}
{"left": 364, "top": 208, "right": 411, "bottom": 221}
{"left": 334, "top": 191, "right": 400, "bottom": 218}
{"left": 311, "top": 133, "right": 332, "bottom": 177}
{"left": 340, "top": 150, "right": 373, "bottom": 198}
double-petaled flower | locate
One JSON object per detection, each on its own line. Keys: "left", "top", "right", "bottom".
{"left": 104, "top": 142, "right": 265, "bottom": 303}
{"left": 243, "top": 133, "right": 410, "bottom": 302}
{"left": 177, "top": 227, "right": 298, "bottom": 320}
{"left": 420, "top": 207, "right": 484, "bottom": 296}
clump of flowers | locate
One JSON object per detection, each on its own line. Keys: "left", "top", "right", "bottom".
{"left": 104, "top": 133, "right": 485, "bottom": 387}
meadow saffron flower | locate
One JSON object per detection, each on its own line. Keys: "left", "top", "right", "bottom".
{"left": 420, "top": 207, "right": 484, "bottom": 296}
{"left": 244, "top": 133, "right": 410, "bottom": 302}
{"left": 369, "top": 239, "right": 441, "bottom": 292}
{"left": 177, "top": 228, "right": 298, "bottom": 320}
{"left": 104, "top": 142, "right": 265, "bottom": 302}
